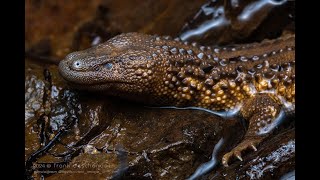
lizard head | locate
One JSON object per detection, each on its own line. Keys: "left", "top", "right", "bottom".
{"left": 59, "top": 33, "right": 168, "bottom": 104}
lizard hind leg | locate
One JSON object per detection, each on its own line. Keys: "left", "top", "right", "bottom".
{"left": 222, "top": 93, "right": 284, "bottom": 167}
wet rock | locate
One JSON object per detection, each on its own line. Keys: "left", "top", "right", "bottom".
{"left": 25, "top": 0, "right": 104, "bottom": 59}
{"left": 33, "top": 102, "right": 243, "bottom": 179}
{"left": 102, "top": 0, "right": 207, "bottom": 36}
{"left": 25, "top": 60, "right": 80, "bottom": 161}
{"left": 25, "top": 0, "right": 207, "bottom": 62}
{"left": 86, "top": 107, "right": 232, "bottom": 179}
{"left": 47, "top": 153, "right": 119, "bottom": 180}
{"left": 179, "top": 0, "right": 295, "bottom": 45}
{"left": 25, "top": 74, "right": 45, "bottom": 122}
{"left": 206, "top": 123, "right": 295, "bottom": 179}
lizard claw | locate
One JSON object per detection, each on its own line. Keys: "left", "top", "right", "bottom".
{"left": 222, "top": 151, "right": 243, "bottom": 167}
{"left": 251, "top": 144, "right": 257, "bottom": 151}
{"left": 222, "top": 154, "right": 231, "bottom": 167}
{"left": 235, "top": 153, "right": 243, "bottom": 161}
{"left": 222, "top": 138, "right": 261, "bottom": 167}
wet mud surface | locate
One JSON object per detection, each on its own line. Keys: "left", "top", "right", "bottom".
{"left": 25, "top": 0, "right": 295, "bottom": 179}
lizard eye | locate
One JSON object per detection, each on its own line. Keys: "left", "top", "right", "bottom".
{"left": 104, "top": 63, "right": 113, "bottom": 70}
{"left": 72, "top": 60, "right": 82, "bottom": 69}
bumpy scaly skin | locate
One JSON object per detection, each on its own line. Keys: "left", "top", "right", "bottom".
{"left": 59, "top": 32, "right": 295, "bottom": 166}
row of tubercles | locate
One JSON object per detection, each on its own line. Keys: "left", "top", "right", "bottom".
{"left": 153, "top": 35, "right": 294, "bottom": 57}
{"left": 153, "top": 36, "right": 295, "bottom": 66}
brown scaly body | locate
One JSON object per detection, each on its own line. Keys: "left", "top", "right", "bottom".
{"left": 59, "top": 32, "right": 295, "bottom": 166}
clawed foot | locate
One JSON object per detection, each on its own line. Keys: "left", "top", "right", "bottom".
{"left": 222, "top": 138, "right": 260, "bottom": 167}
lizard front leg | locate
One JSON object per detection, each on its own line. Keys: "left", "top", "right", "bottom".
{"left": 222, "top": 93, "right": 284, "bottom": 167}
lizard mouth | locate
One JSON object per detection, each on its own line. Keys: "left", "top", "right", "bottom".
{"left": 66, "top": 80, "right": 135, "bottom": 93}
{"left": 67, "top": 80, "right": 133, "bottom": 86}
